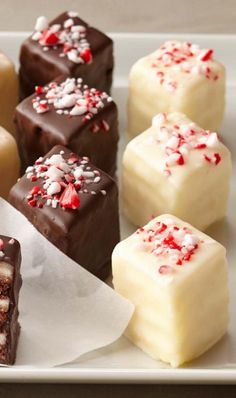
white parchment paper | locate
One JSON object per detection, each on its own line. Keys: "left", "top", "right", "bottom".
{"left": 0, "top": 198, "right": 133, "bottom": 367}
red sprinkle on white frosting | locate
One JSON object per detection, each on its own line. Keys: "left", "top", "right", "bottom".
{"left": 136, "top": 218, "right": 202, "bottom": 272}
{"left": 32, "top": 77, "right": 112, "bottom": 130}
{"left": 151, "top": 41, "right": 219, "bottom": 92}
{"left": 150, "top": 113, "right": 221, "bottom": 175}
{"left": 32, "top": 12, "right": 92, "bottom": 65}
{"left": 25, "top": 152, "right": 106, "bottom": 210}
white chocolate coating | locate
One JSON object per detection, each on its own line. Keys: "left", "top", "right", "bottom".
{"left": 128, "top": 41, "right": 225, "bottom": 138}
{"left": 0, "top": 52, "right": 18, "bottom": 135}
{"left": 0, "top": 127, "right": 20, "bottom": 199}
{"left": 112, "top": 214, "right": 229, "bottom": 367}
{"left": 122, "top": 112, "right": 232, "bottom": 231}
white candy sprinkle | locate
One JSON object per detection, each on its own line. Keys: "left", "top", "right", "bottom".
{"left": 46, "top": 166, "right": 64, "bottom": 181}
{"left": 64, "top": 18, "right": 74, "bottom": 29}
{"left": 166, "top": 153, "right": 180, "bottom": 167}
{"left": 207, "top": 132, "right": 218, "bottom": 148}
{"left": 34, "top": 15, "right": 48, "bottom": 31}
{"left": 46, "top": 154, "right": 64, "bottom": 166}
{"left": 184, "top": 234, "right": 200, "bottom": 246}
{"left": 70, "top": 105, "right": 87, "bottom": 116}
{"left": 47, "top": 181, "right": 61, "bottom": 196}
{"left": 68, "top": 11, "right": 79, "bottom": 17}
{"left": 152, "top": 113, "right": 166, "bottom": 128}
{"left": 32, "top": 31, "right": 42, "bottom": 41}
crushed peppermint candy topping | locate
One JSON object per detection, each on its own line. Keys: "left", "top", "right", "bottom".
{"left": 150, "top": 113, "right": 222, "bottom": 175}
{"left": 136, "top": 218, "right": 202, "bottom": 272}
{"left": 32, "top": 77, "right": 112, "bottom": 131}
{"left": 151, "top": 41, "right": 219, "bottom": 92}
{"left": 32, "top": 12, "right": 92, "bottom": 65}
{"left": 25, "top": 152, "right": 106, "bottom": 210}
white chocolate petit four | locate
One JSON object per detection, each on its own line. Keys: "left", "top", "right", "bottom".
{"left": 112, "top": 214, "right": 229, "bottom": 367}
{"left": 0, "top": 52, "right": 18, "bottom": 135}
{"left": 122, "top": 112, "right": 231, "bottom": 231}
{"left": 0, "top": 126, "right": 20, "bottom": 199}
{"left": 128, "top": 41, "right": 225, "bottom": 138}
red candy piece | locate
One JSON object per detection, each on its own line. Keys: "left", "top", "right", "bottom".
{"left": 194, "top": 143, "right": 207, "bottom": 150}
{"left": 40, "top": 30, "right": 59, "bottom": 46}
{"left": 177, "top": 153, "right": 184, "bottom": 165}
{"left": 158, "top": 265, "right": 172, "bottom": 275}
{"left": 214, "top": 153, "right": 221, "bottom": 165}
{"left": 29, "top": 185, "right": 41, "bottom": 196}
{"left": 200, "top": 49, "right": 213, "bottom": 61}
{"left": 80, "top": 48, "right": 92, "bottom": 63}
{"left": 0, "top": 239, "right": 4, "bottom": 250}
{"left": 35, "top": 86, "right": 44, "bottom": 95}
{"left": 59, "top": 183, "right": 80, "bottom": 210}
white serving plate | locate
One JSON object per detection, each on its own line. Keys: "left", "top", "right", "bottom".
{"left": 0, "top": 32, "right": 236, "bottom": 384}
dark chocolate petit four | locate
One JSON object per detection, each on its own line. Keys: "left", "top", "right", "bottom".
{"left": 15, "top": 77, "right": 119, "bottom": 177}
{"left": 0, "top": 236, "right": 22, "bottom": 365}
{"left": 9, "top": 145, "right": 120, "bottom": 280}
{"left": 19, "top": 11, "right": 113, "bottom": 99}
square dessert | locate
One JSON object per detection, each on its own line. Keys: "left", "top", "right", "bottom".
{"left": 128, "top": 41, "right": 225, "bottom": 138}
{"left": 14, "top": 77, "right": 119, "bottom": 176}
{"left": 0, "top": 52, "right": 18, "bottom": 135}
{"left": 112, "top": 214, "right": 229, "bottom": 367}
{"left": 123, "top": 112, "right": 232, "bottom": 231}
{"left": 0, "top": 236, "right": 22, "bottom": 365}
{"left": 0, "top": 126, "right": 20, "bottom": 199}
{"left": 9, "top": 145, "right": 120, "bottom": 280}
{"left": 19, "top": 11, "right": 113, "bottom": 99}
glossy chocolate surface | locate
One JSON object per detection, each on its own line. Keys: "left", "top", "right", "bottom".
{"left": 15, "top": 78, "right": 119, "bottom": 176}
{"left": 19, "top": 12, "right": 113, "bottom": 98}
{"left": 9, "top": 145, "right": 120, "bottom": 280}
{"left": 0, "top": 236, "right": 22, "bottom": 365}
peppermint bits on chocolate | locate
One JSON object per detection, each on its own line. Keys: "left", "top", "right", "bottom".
{"left": 32, "top": 77, "right": 112, "bottom": 125}
{"left": 25, "top": 149, "right": 107, "bottom": 210}
{"left": 32, "top": 12, "right": 93, "bottom": 65}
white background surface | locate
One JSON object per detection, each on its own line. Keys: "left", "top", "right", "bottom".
{"left": 0, "top": 0, "right": 236, "bottom": 395}
{"left": 1, "top": 0, "right": 236, "bottom": 33}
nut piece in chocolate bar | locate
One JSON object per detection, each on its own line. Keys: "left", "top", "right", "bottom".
{"left": 0, "top": 236, "right": 22, "bottom": 365}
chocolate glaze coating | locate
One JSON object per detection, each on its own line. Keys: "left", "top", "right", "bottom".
{"left": 15, "top": 79, "right": 119, "bottom": 176}
{"left": 9, "top": 145, "right": 120, "bottom": 280}
{"left": 19, "top": 12, "right": 113, "bottom": 99}
{"left": 0, "top": 236, "right": 22, "bottom": 365}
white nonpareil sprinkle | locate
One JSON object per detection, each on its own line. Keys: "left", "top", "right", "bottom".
{"left": 34, "top": 15, "right": 48, "bottom": 32}
{"left": 47, "top": 181, "right": 62, "bottom": 196}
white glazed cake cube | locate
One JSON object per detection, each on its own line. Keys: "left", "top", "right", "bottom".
{"left": 128, "top": 41, "right": 225, "bottom": 138}
{"left": 0, "top": 127, "right": 20, "bottom": 199}
{"left": 123, "top": 112, "right": 231, "bottom": 231}
{"left": 0, "top": 52, "right": 18, "bottom": 135}
{"left": 112, "top": 214, "right": 229, "bottom": 367}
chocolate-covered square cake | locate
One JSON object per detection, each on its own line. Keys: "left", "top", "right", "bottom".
{"left": 0, "top": 236, "right": 22, "bottom": 365}
{"left": 15, "top": 77, "right": 119, "bottom": 176}
{"left": 9, "top": 145, "right": 120, "bottom": 280}
{"left": 19, "top": 11, "right": 113, "bottom": 99}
